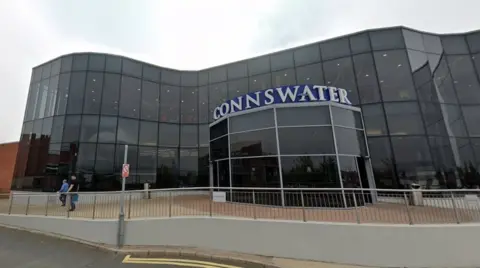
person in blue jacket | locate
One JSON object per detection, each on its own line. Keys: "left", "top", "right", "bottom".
{"left": 57, "top": 179, "right": 69, "bottom": 206}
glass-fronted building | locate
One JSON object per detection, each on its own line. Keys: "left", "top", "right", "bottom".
{"left": 12, "top": 26, "right": 480, "bottom": 193}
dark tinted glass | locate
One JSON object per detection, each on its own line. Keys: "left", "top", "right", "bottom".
{"left": 423, "top": 34, "right": 443, "bottom": 54}
{"left": 432, "top": 57, "right": 458, "bottom": 104}
{"left": 281, "top": 156, "right": 340, "bottom": 188}
{"left": 159, "top": 85, "right": 180, "bottom": 123}
{"left": 162, "top": 69, "right": 181, "bottom": 85}
{"left": 88, "top": 54, "right": 105, "bottom": 71}
{"left": 403, "top": 29, "right": 425, "bottom": 51}
{"left": 270, "top": 51, "right": 294, "bottom": 71}
{"left": 119, "top": 76, "right": 141, "bottom": 118}
{"left": 143, "top": 65, "right": 161, "bottom": 82}
{"left": 467, "top": 32, "right": 480, "bottom": 53}
{"left": 51, "top": 59, "right": 61, "bottom": 75}
{"left": 248, "top": 56, "right": 270, "bottom": 76}
{"left": 369, "top": 29, "right": 404, "bottom": 50}
{"left": 296, "top": 63, "right": 323, "bottom": 85}
{"left": 198, "top": 86, "right": 209, "bottom": 123}
{"left": 228, "top": 78, "right": 248, "bottom": 99}
{"left": 141, "top": 80, "right": 159, "bottom": 121}
{"left": 323, "top": 57, "right": 359, "bottom": 105}
{"left": 122, "top": 59, "right": 142, "bottom": 77}
{"left": 32, "top": 119, "right": 42, "bottom": 140}
{"left": 441, "top": 36, "right": 469, "bottom": 54}
{"left": 45, "top": 75, "right": 59, "bottom": 117}
{"left": 156, "top": 148, "right": 179, "bottom": 188}
{"left": 429, "top": 137, "right": 456, "bottom": 169}
{"left": 361, "top": 104, "right": 388, "bottom": 136}
{"left": 180, "top": 125, "right": 198, "bottom": 147}
{"left": 137, "top": 146, "right": 157, "bottom": 181}
{"left": 276, "top": 106, "right": 330, "bottom": 126}
{"left": 62, "top": 115, "right": 81, "bottom": 143}
{"left": 209, "top": 67, "right": 227, "bottom": 83}
{"left": 95, "top": 144, "right": 115, "bottom": 173}
{"left": 199, "top": 124, "right": 209, "bottom": 146}
{"left": 139, "top": 121, "right": 158, "bottom": 146}
{"left": 374, "top": 50, "right": 416, "bottom": 101}
{"left": 181, "top": 87, "right": 198, "bottom": 123}
{"left": 105, "top": 55, "right": 122, "bottom": 73}
{"left": 210, "top": 120, "right": 227, "bottom": 140}
{"left": 83, "top": 72, "right": 103, "bottom": 114}
{"left": 66, "top": 72, "right": 86, "bottom": 114}
{"left": 278, "top": 126, "right": 334, "bottom": 155}
{"left": 420, "top": 102, "right": 448, "bottom": 136}
{"left": 72, "top": 54, "right": 88, "bottom": 71}
{"left": 335, "top": 127, "right": 367, "bottom": 156}
{"left": 353, "top": 53, "right": 381, "bottom": 103}
{"left": 390, "top": 136, "right": 433, "bottom": 181}
{"left": 367, "top": 137, "right": 396, "bottom": 188}
{"left": 349, "top": 33, "right": 371, "bottom": 54}
{"left": 229, "top": 109, "right": 274, "bottom": 133}
{"left": 198, "top": 71, "right": 208, "bottom": 86}
{"left": 447, "top": 55, "right": 480, "bottom": 104}
{"left": 272, "top": 68, "right": 296, "bottom": 87}
{"left": 331, "top": 107, "right": 362, "bottom": 128}
{"left": 24, "top": 84, "right": 37, "bottom": 121}
{"left": 208, "top": 83, "right": 227, "bottom": 121}
{"left": 50, "top": 116, "right": 65, "bottom": 143}
{"left": 462, "top": 106, "right": 480, "bottom": 136}
{"left": 33, "top": 67, "right": 42, "bottom": 82}
{"left": 98, "top": 116, "right": 117, "bottom": 143}
{"left": 249, "top": 73, "right": 271, "bottom": 92}
{"left": 294, "top": 44, "right": 321, "bottom": 66}
{"left": 385, "top": 102, "right": 425, "bottom": 135}
{"left": 35, "top": 80, "right": 48, "bottom": 119}
{"left": 60, "top": 56, "right": 73, "bottom": 73}
{"left": 101, "top": 74, "right": 121, "bottom": 115}
{"left": 41, "top": 117, "right": 53, "bottom": 136}
{"left": 76, "top": 143, "right": 96, "bottom": 173}
{"left": 55, "top": 73, "right": 70, "bottom": 115}
{"left": 210, "top": 136, "right": 228, "bottom": 160}
{"left": 227, "top": 62, "right": 248, "bottom": 80}
{"left": 442, "top": 104, "right": 468, "bottom": 137}
{"left": 230, "top": 128, "right": 277, "bottom": 157}
{"left": 116, "top": 118, "right": 139, "bottom": 145}
{"left": 181, "top": 72, "right": 198, "bottom": 86}
{"left": 231, "top": 157, "right": 280, "bottom": 188}
{"left": 320, "top": 37, "right": 350, "bottom": 60}
{"left": 158, "top": 123, "right": 179, "bottom": 147}
{"left": 41, "top": 63, "right": 51, "bottom": 79}
{"left": 79, "top": 115, "right": 99, "bottom": 142}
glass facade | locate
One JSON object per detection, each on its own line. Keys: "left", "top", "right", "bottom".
{"left": 12, "top": 26, "right": 480, "bottom": 192}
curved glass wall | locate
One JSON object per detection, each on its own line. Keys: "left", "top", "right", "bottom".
{"left": 209, "top": 103, "right": 372, "bottom": 207}
{"left": 11, "top": 26, "right": 480, "bottom": 192}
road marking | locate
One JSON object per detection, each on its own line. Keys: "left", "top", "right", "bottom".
{"left": 122, "top": 255, "right": 243, "bottom": 268}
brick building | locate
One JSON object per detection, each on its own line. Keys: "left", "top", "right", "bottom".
{"left": 0, "top": 142, "right": 18, "bottom": 193}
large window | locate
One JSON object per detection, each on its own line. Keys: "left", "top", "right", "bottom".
{"left": 83, "top": 72, "right": 103, "bottom": 114}
{"left": 230, "top": 128, "right": 277, "bottom": 157}
{"left": 278, "top": 126, "right": 335, "bottom": 155}
{"left": 119, "top": 76, "right": 141, "bottom": 118}
{"left": 101, "top": 74, "right": 121, "bottom": 116}
{"left": 160, "top": 85, "right": 180, "bottom": 123}
{"left": 141, "top": 80, "right": 159, "bottom": 121}
{"left": 323, "top": 57, "right": 359, "bottom": 105}
{"left": 181, "top": 87, "right": 198, "bottom": 123}
{"left": 66, "top": 72, "right": 86, "bottom": 114}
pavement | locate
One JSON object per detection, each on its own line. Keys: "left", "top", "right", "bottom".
{"left": 0, "top": 225, "right": 368, "bottom": 268}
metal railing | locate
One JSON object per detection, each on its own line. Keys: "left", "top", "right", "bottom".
{"left": 1, "top": 187, "right": 480, "bottom": 225}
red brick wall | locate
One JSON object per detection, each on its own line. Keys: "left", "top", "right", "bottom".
{"left": 0, "top": 142, "right": 19, "bottom": 193}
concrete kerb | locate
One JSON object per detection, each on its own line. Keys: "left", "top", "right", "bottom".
{"left": 0, "top": 222, "right": 280, "bottom": 268}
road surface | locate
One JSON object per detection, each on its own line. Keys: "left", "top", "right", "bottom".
{"left": 0, "top": 226, "right": 261, "bottom": 267}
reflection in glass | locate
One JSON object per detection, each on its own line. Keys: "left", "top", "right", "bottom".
{"left": 156, "top": 148, "right": 178, "bottom": 188}
{"left": 295, "top": 63, "right": 323, "bottom": 85}
{"left": 119, "top": 76, "right": 141, "bottom": 118}
{"left": 323, "top": 57, "right": 359, "bottom": 105}
{"left": 83, "top": 72, "right": 103, "bottom": 114}
{"left": 139, "top": 121, "right": 158, "bottom": 146}
{"left": 272, "top": 69, "right": 296, "bottom": 87}
{"left": 79, "top": 115, "right": 99, "bottom": 143}
{"left": 158, "top": 123, "right": 179, "bottom": 147}
{"left": 361, "top": 104, "right": 388, "bottom": 136}
{"left": 67, "top": 72, "right": 86, "bottom": 114}
{"left": 281, "top": 156, "right": 339, "bottom": 188}
{"left": 179, "top": 149, "right": 199, "bottom": 186}
{"left": 385, "top": 102, "right": 425, "bottom": 135}
{"left": 353, "top": 53, "right": 381, "bottom": 104}
{"left": 229, "top": 109, "right": 274, "bottom": 133}
{"left": 276, "top": 106, "right": 330, "bottom": 126}
{"left": 181, "top": 87, "right": 198, "bottom": 123}
{"left": 160, "top": 85, "right": 180, "bottom": 123}
{"left": 141, "top": 80, "right": 159, "bottom": 121}
{"left": 335, "top": 127, "right": 367, "bottom": 156}
{"left": 116, "top": 118, "right": 139, "bottom": 145}
{"left": 278, "top": 126, "right": 334, "bottom": 155}
{"left": 230, "top": 129, "right": 277, "bottom": 157}
{"left": 231, "top": 157, "right": 280, "bottom": 187}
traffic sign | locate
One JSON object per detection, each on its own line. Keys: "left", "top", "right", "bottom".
{"left": 122, "top": 164, "right": 130, "bottom": 178}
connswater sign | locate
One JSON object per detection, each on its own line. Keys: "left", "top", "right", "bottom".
{"left": 213, "top": 85, "right": 352, "bottom": 120}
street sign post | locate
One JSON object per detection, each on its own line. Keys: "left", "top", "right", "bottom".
{"left": 117, "top": 144, "right": 128, "bottom": 248}
{"left": 122, "top": 164, "right": 130, "bottom": 178}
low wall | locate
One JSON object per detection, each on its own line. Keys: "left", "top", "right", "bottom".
{"left": 0, "top": 214, "right": 479, "bottom": 268}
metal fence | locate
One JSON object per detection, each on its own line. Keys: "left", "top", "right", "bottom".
{"left": 1, "top": 187, "right": 480, "bottom": 225}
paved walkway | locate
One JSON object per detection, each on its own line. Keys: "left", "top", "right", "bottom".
{"left": 1, "top": 195, "right": 478, "bottom": 224}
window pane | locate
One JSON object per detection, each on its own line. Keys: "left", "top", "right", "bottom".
{"left": 95, "top": 144, "right": 115, "bottom": 173}
{"left": 385, "top": 102, "right": 425, "bottom": 135}
{"left": 35, "top": 81, "right": 48, "bottom": 119}
{"left": 181, "top": 71, "right": 198, "bottom": 86}
{"left": 229, "top": 108, "right": 274, "bottom": 133}
{"left": 429, "top": 136, "right": 456, "bottom": 170}
{"left": 179, "top": 149, "right": 199, "bottom": 186}
{"left": 249, "top": 73, "right": 271, "bottom": 93}
{"left": 139, "top": 121, "right": 158, "bottom": 146}
{"left": 105, "top": 55, "right": 122, "bottom": 73}
{"left": 467, "top": 32, "right": 480, "bottom": 54}
{"left": 295, "top": 63, "right": 323, "bottom": 85}
{"left": 138, "top": 146, "right": 157, "bottom": 182}
{"left": 98, "top": 116, "right": 117, "bottom": 143}
{"left": 209, "top": 67, "right": 227, "bottom": 83}
{"left": 272, "top": 68, "right": 296, "bottom": 87}
{"left": 51, "top": 59, "right": 61, "bottom": 75}
{"left": 41, "top": 117, "right": 53, "bottom": 137}
{"left": 158, "top": 123, "right": 179, "bottom": 147}
{"left": 441, "top": 36, "right": 469, "bottom": 54}
{"left": 143, "top": 65, "right": 161, "bottom": 82}
{"left": 270, "top": 51, "right": 294, "bottom": 71}
{"left": 62, "top": 115, "right": 81, "bottom": 143}
{"left": 101, "top": 74, "right": 121, "bottom": 115}
{"left": 119, "top": 76, "right": 141, "bottom": 118}
{"left": 198, "top": 71, "right": 208, "bottom": 86}
{"left": 367, "top": 137, "right": 397, "bottom": 188}
{"left": 331, "top": 106, "right": 362, "bottom": 128}
{"left": 79, "top": 115, "right": 99, "bottom": 143}
{"left": 198, "top": 86, "right": 209, "bottom": 123}
{"left": 442, "top": 104, "right": 468, "bottom": 137}
{"left": 334, "top": 127, "right": 367, "bottom": 156}
{"left": 447, "top": 55, "right": 480, "bottom": 104}
{"left": 349, "top": 33, "right": 371, "bottom": 54}
{"left": 32, "top": 119, "right": 42, "bottom": 140}
{"left": 374, "top": 50, "right": 416, "bottom": 101}
{"left": 432, "top": 57, "right": 458, "bottom": 104}
{"left": 210, "top": 136, "right": 228, "bottom": 160}
{"left": 208, "top": 83, "right": 227, "bottom": 122}
{"left": 83, "top": 72, "right": 103, "bottom": 114}
{"left": 88, "top": 54, "right": 105, "bottom": 71}
{"left": 353, "top": 53, "right": 381, "bottom": 104}
{"left": 320, "top": 37, "right": 350, "bottom": 60}
{"left": 278, "top": 126, "right": 334, "bottom": 155}
{"left": 199, "top": 124, "right": 209, "bottom": 146}
{"left": 231, "top": 157, "right": 280, "bottom": 188}
{"left": 462, "top": 106, "right": 480, "bottom": 136}
{"left": 210, "top": 120, "right": 227, "bottom": 140}
{"left": 156, "top": 148, "right": 179, "bottom": 188}
{"left": 227, "top": 62, "right": 248, "bottom": 80}
{"left": 55, "top": 73, "right": 70, "bottom": 115}
{"left": 122, "top": 59, "right": 142, "bottom": 77}
{"left": 361, "top": 104, "right": 388, "bottom": 136}
{"left": 276, "top": 106, "right": 330, "bottom": 126}
{"left": 180, "top": 125, "right": 198, "bottom": 147}
{"left": 294, "top": 44, "right": 321, "bottom": 66}
{"left": 281, "top": 156, "right": 339, "bottom": 188}
{"left": 72, "top": 54, "right": 88, "bottom": 71}
{"left": 25, "top": 84, "right": 38, "bottom": 121}
{"left": 390, "top": 136, "right": 433, "bottom": 185}
{"left": 50, "top": 116, "right": 65, "bottom": 143}
{"left": 420, "top": 102, "right": 448, "bottom": 136}
{"left": 76, "top": 143, "right": 96, "bottom": 173}
{"left": 230, "top": 128, "right": 277, "bottom": 157}
{"left": 248, "top": 56, "right": 270, "bottom": 76}
{"left": 403, "top": 29, "right": 425, "bottom": 51}
{"left": 323, "top": 57, "right": 359, "bottom": 105}
{"left": 160, "top": 85, "right": 180, "bottom": 122}
{"left": 45, "top": 75, "right": 59, "bottom": 117}
{"left": 141, "top": 80, "right": 159, "bottom": 121}
{"left": 60, "top": 56, "right": 73, "bottom": 73}
{"left": 67, "top": 72, "right": 86, "bottom": 114}
{"left": 162, "top": 69, "right": 181, "bottom": 85}
{"left": 117, "top": 118, "right": 139, "bottom": 145}
{"left": 181, "top": 87, "right": 198, "bottom": 123}
{"left": 369, "top": 29, "right": 405, "bottom": 50}
{"left": 423, "top": 34, "right": 443, "bottom": 54}
{"left": 228, "top": 78, "right": 248, "bottom": 99}
{"left": 115, "top": 145, "right": 138, "bottom": 175}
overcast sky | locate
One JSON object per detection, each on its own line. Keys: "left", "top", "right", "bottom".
{"left": 0, "top": 0, "right": 479, "bottom": 143}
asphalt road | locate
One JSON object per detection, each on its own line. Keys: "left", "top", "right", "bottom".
{"left": 0, "top": 226, "right": 260, "bottom": 268}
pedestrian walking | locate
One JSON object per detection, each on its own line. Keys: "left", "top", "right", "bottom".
{"left": 57, "top": 179, "right": 69, "bottom": 206}
{"left": 67, "top": 175, "right": 80, "bottom": 212}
